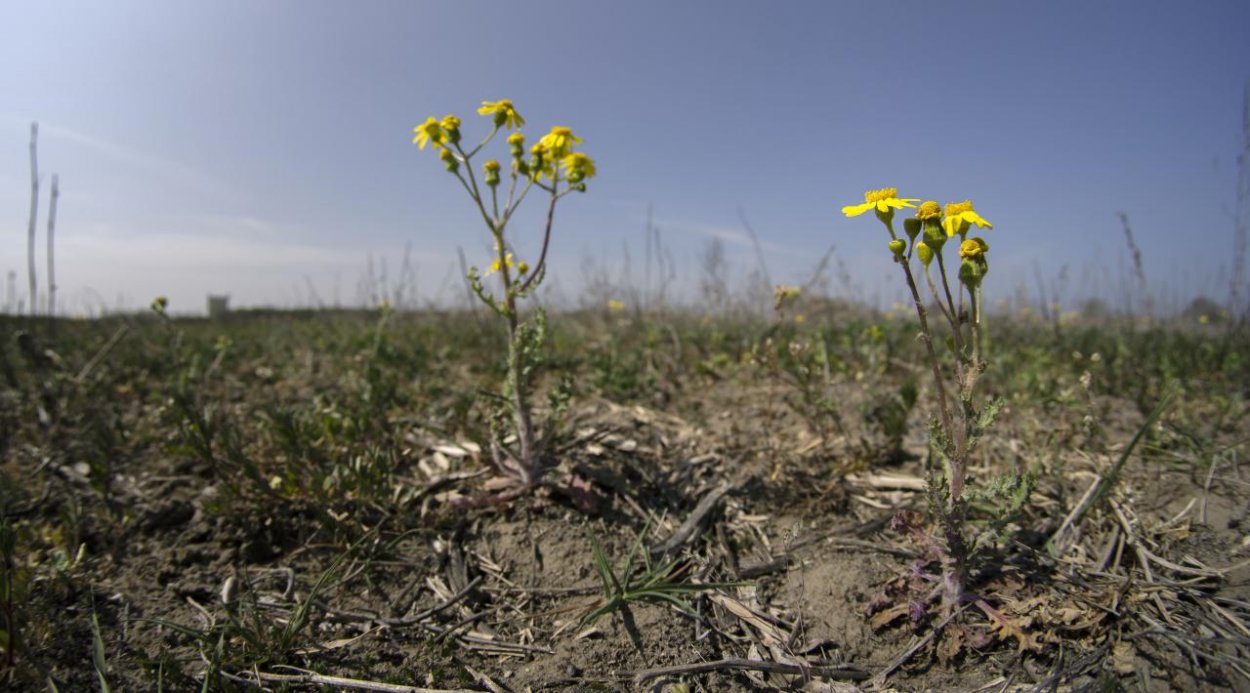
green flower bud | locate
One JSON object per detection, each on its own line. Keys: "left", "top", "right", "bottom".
{"left": 903, "top": 217, "right": 922, "bottom": 241}
{"left": 888, "top": 239, "right": 906, "bottom": 258}
{"left": 959, "top": 257, "right": 985, "bottom": 289}
{"left": 483, "top": 159, "right": 502, "bottom": 187}
{"left": 916, "top": 241, "right": 934, "bottom": 267}
{"left": 507, "top": 132, "right": 526, "bottom": 158}
{"left": 439, "top": 147, "right": 458, "bottom": 172}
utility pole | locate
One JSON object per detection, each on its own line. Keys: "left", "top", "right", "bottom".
{"left": 47, "top": 174, "right": 60, "bottom": 319}
{"left": 26, "top": 122, "right": 39, "bottom": 317}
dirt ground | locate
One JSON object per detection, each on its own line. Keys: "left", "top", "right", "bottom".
{"left": 3, "top": 314, "right": 1248, "bottom": 691}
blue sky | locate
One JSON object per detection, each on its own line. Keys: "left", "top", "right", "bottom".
{"left": 1, "top": 0, "right": 1247, "bottom": 315}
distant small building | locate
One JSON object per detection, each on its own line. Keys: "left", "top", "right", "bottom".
{"left": 207, "top": 294, "right": 230, "bottom": 319}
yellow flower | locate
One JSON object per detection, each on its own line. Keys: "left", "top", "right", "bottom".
{"left": 607, "top": 299, "right": 625, "bottom": 312}
{"left": 538, "top": 126, "right": 582, "bottom": 158}
{"left": 438, "top": 147, "right": 458, "bottom": 171}
{"left": 412, "top": 116, "right": 444, "bottom": 150}
{"left": 560, "top": 152, "right": 597, "bottom": 182}
{"left": 483, "top": 159, "right": 502, "bottom": 186}
{"left": 959, "top": 237, "right": 989, "bottom": 259}
{"left": 529, "top": 142, "right": 554, "bottom": 180}
{"left": 507, "top": 132, "right": 526, "bottom": 157}
{"left": 478, "top": 99, "right": 525, "bottom": 129}
{"left": 916, "top": 201, "right": 942, "bottom": 220}
{"left": 942, "top": 200, "right": 993, "bottom": 237}
{"left": 440, "top": 114, "right": 461, "bottom": 132}
{"left": 841, "top": 187, "right": 920, "bottom": 217}
{"left": 486, "top": 253, "right": 515, "bottom": 275}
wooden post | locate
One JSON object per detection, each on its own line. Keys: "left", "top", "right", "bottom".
{"left": 26, "top": 123, "right": 39, "bottom": 317}
{"left": 46, "top": 174, "right": 59, "bottom": 319}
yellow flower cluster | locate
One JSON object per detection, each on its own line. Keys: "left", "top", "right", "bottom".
{"left": 413, "top": 100, "right": 597, "bottom": 187}
{"left": 842, "top": 187, "right": 995, "bottom": 279}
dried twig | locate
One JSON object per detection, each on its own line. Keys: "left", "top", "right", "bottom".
{"left": 649, "top": 481, "right": 733, "bottom": 556}
{"left": 635, "top": 657, "right": 868, "bottom": 685}
{"left": 229, "top": 666, "right": 476, "bottom": 692}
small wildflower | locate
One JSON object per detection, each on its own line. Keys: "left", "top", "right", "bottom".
{"left": 439, "top": 147, "right": 458, "bottom": 172}
{"left": 560, "top": 152, "right": 597, "bottom": 183}
{"left": 412, "top": 116, "right": 444, "bottom": 150}
{"left": 440, "top": 114, "right": 461, "bottom": 144}
{"left": 959, "top": 237, "right": 989, "bottom": 259}
{"left": 942, "top": 200, "right": 993, "bottom": 237}
{"left": 538, "top": 126, "right": 582, "bottom": 158}
{"left": 529, "top": 143, "right": 553, "bottom": 180}
{"left": 916, "top": 201, "right": 942, "bottom": 221}
{"left": 150, "top": 296, "right": 168, "bottom": 315}
{"left": 841, "top": 187, "right": 920, "bottom": 218}
{"left": 487, "top": 253, "right": 515, "bottom": 275}
{"left": 483, "top": 159, "right": 502, "bottom": 186}
{"left": 773, "top": 285, "right": 801, "bottom": 312}
{"left": 607, "top": 299, "right": 625, "bottom": 312}
{"left": 478, "top": 99, "right": 525, "bottom": 129}
{"left": 507, "top": 132, "right": 526, "bottom": 157}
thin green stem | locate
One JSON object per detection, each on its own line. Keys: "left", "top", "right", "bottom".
{"left": 463, "top": 124, "right": 501, "bottom": 159}
{"left": 896, "top": 258, "right": 956, "bottom": 467}
{"left": 517, "top": 175, "right": 563, "bottom": 296}
{"left": 923, "top": 264, "right": 956, "bottom": 326}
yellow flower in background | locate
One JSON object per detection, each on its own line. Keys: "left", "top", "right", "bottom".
{"left": 412, "top": 117, "right": 444, "bottom": 150}
{"left": 538, "top": 126, "right": 582, "bottom": 158}
{"left": 773, "top": 284, "right": 801, "bottom": 306}
{"left": 607, "top": 299, "right": 625, "bottom": 312}
{"left": 478, "top": 99, "right": 525, "bottom": 129}
{"left": 841, "top": 187, "right": 920, "bottom": 217}
{"left": 487, "top": 253, "right": 515, "bottom": 275}
{"left": 959, "top": 237, "right": 989, "bottom": 259}
{"left": 942, "top": 200, "right": 993, "bottom": 237}
{"left": 560, "top": 152, "right": 597, "bottom": 182}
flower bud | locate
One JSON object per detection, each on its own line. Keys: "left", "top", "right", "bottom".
{"left": 888, "top": 238, "right": 906, "bottom": 258}
{"left": 440, "top": 114, "right": 461, "bottom": 145}
{"left": 959, "top": 236, "right": 988, "bottom": 259}
{"left": 439, "top": 147, "right": 458, "bottom": 172}
{"left": 959, "top": 256, "right": 986, "bottom": 289}
{"left": 517, "top": 261, "right": 530, "bottom": 275}
{"left": 903, "top": 217, "right": 922, "bottom": 241}
{"left": 916, "top": 241, "right": 934, "bottom": 267}
{"left": 483, "top": 159, "right": 501, "bottom": 187}
{"left": 507, "top": 132, "right": 526, "bottom": 158}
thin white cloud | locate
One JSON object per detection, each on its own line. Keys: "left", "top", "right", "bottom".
{"left": 0, "top": 116, "right": 236, "bottom": 198}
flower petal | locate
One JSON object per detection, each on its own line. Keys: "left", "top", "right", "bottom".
{"left": 842, "top": 202, "right": 874, "bottom": 217}
{"left": 964, "top": 211, "right": 993, "bottom": 229}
